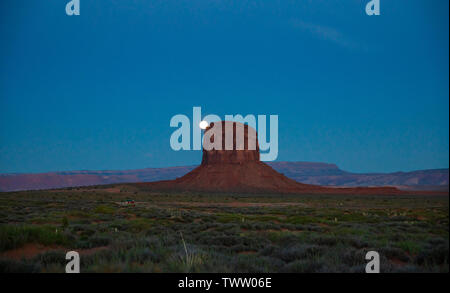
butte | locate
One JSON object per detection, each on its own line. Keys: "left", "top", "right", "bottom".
{"left": 136, "top": 121, "right": 409, "bottom": 195}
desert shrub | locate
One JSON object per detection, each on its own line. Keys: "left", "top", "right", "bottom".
{"left": 415, "top": 242, "right": 449, "bottom": 266}
{"left": 87, "top": 235, "right": 111, "bottom": 247}
{"left": 0, "top": 258, "right": 41, "bottom": 273}
{"left": 347, "top": 264, "right": 366, "bottom": 273}
{"left": 81, "top": 248, "right": 116, "bottom": 267}
{"left": 302, "top": 224, "right": 323, "bottom": 232}
{"left": 216, "top": 214, "right": 242, "bottom": 224}
{"left": 120, "top": 247, "right": 161, "bottom": 264}
{"left": 124, "top": 218, "right": 153, "bottom": 233}
{"left": 241, "top": 222, "right": 279, "bottom": 231}
{"left": 202, "top": 235, "right": 241, "bottom": 246}
{"left": 285, "top": 215, "right": 320, "bottom": 225}
{"left": 280, "top": 258, "right": 325, "bottom": 273}
{"left": 232, "top": 255, "right": 284, "bottom": 273}
{"left": 310, "top": 235, "right": 339, "bottom": 246}
{"left": 67, "top": 210, "right": 91, "bottom": 218}
{"left": 109, "top": 238, "right": 137, "bottom": 251}
{"left": 0, "top": 225, "right": 70, "bottom": 251}
{"left": 274, "top": 244, "right": 325, "bottom": 262}
{"left": 242, "top": 236, "right": 270, "bottom": 250}
{"left": 340, "top": 248, "right": 369, "bottom": 267}
{"left": 390, "top": 216, "right": 409, "bottom": 222}
{"left": 427, "top": 237, "right": 447, "bottom": 246}
{"left": 94, "top": 205, "right": 115, "bottom": 214}
{"left": 76, "top": 226, "right": 96, "bottom": 238}
{"left": 149, "top": 233, "right": 177, "bottom": 247}
{"left": 267, "top": 233, "right": 299, "bottom": 246}
{"left": 259, "top": 244, "right": 278, "bottom": 256}
{"left": 75, "top": 240, "right": 92, "bottom": 249}
{"left": 61, "top": 217, "right": 69, "bottom": 229}
{"left": 392, "top": 265, "right": 425, "bottom": 273}
{"left": 347, "top": 237, "right": 370, "bottom": 249}
{"left": 381, "top": 246, "right": 412, "bottom": 262}
{"left": 34, "top": 250, "right": 67, "bottom": 266}
{"left": 394, "top": 241, "right": 421, "bottom": 254}
{"left": 84, "top": 261, "right": 128, "bottom": 273}
{"left": 216, "top": 223, "right": 240, "bottom": 233}
{"left": 229, "top": 244, "right": 248, "bottom": 253}
{"left": 166, "top": 243, "right": 207, "bottom": 273}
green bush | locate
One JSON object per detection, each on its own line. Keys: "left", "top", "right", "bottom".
{"left": 0, "top": 225, "right": 70, "bottom": 251}
{"left": 94, "top": 205, "right": 115, "bottom": 214}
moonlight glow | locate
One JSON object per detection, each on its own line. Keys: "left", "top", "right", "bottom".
{"left": 199, "top": 121, "right": 209, "bottom": 129}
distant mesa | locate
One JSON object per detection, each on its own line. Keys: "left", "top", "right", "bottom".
{"left": 137, "top": 121, "right": 407, "bottom": 195}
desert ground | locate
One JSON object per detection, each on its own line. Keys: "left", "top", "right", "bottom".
{"left": 0, "top": 184, "right": 448, "bottom": 273}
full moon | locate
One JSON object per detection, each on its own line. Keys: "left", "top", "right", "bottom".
{"left": 199, "top": 120, "right": 209, "bottom": 129}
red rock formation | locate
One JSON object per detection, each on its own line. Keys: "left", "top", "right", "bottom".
{"left": 201, "top": 121, "right": 259, "bottom": 164}
{"left": 136, "top": 121, "right": 416, "bottom": 195}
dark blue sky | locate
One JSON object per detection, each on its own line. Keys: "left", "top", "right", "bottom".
{"left": 0, "top": 0, "right": 448, "bottom": 173}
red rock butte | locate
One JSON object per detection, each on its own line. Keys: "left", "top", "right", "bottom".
{"left": 137, "top": 121, "right": 407, "bottom": 195}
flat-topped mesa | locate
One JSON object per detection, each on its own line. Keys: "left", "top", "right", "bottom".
{"left": 201, "top": 121, "right": 259, "bottom": 165}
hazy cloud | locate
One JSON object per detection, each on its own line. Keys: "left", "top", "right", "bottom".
{"left": 290, "top": 19, "right": 360, "bottom": 50}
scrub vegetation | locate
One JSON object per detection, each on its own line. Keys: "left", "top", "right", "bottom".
{"left": 0, "top": 184, "right": 448, "bottom": 273}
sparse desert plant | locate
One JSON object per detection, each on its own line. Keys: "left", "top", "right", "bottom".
{"left": 178, "top": 231, "right": 204, "bottom": 273}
